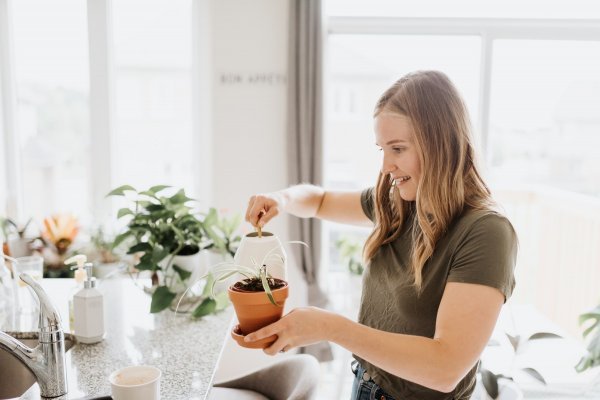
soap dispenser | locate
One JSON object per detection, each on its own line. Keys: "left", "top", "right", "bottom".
{"left": 65, "top": 254, "right": 88, "bottom": 332}
{"left": 73, "top": 262, "right": 105, "bottom": 344}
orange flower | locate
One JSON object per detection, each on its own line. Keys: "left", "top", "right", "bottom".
{"left": 42, "top": 214, "right": 79, "bottom": 255}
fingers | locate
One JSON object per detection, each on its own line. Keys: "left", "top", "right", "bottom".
{"left": 263, "top": 338, "right": 293, "bottom": 356}
{"left": 245, "top": 194, "right": 280, "bottom": 227}
{"left": 245, "top": 321, "right": 279, "bottom": 343}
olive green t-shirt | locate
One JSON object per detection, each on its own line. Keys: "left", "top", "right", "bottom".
{"left": 355, "top": 188, "right": 517, "bottom": 400}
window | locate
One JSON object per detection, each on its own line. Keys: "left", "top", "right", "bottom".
{"left": 112, "top": 0, "right": 195, "bottom": 195}
{"left": 324, "top": 33, "right": 481, "bottom": 270}
{"left": 488, "top": 39, "right": 600, "bottom": 196}
{"left": 11, "top": 0, "right": 90, "bottom": 221}
{"left": 323, "top": 13, "right": 600, "bottom": 341}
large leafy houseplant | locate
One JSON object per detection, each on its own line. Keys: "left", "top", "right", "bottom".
{"left": 108, "top": 185, "right": 223, "bottom": 314}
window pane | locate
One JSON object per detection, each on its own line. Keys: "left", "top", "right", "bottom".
{"left": 488, "top": 40, "right": 600, "bottom": 196}
{"left": 326, "top": 0, "right": 600, "bottom": 19}
{"left": 12, "top": 0, "right": 90, "bottom": 221}
{"left": 324, "top": 34, "right": 481, "bottom": 270}
{"left": 326, "top": 34, "right": 481, "bottom": 190}
{"left": 112, "top": 0, "right": 194, "bottom": 194}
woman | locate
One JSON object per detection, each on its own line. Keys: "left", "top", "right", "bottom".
{"left": 244, "top": 70, "right": 517, "bottom": 400}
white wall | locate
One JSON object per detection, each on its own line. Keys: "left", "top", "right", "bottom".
{"left": 207, "top": 0, "right": 309, "bottom": 381}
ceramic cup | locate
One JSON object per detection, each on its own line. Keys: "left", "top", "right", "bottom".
{"left": 109, "top": 365, "right": 161, "bottom": 400}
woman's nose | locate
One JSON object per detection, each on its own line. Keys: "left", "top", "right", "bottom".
{"left": 381, "top": 155, "right": 396, "bottom": 175}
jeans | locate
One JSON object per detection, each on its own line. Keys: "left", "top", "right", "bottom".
{"left": 350, "top": 360, "right": 396, "bottom": 400}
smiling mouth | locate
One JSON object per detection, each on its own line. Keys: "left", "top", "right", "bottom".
{"left": 394, "top": 176, "right": 411, "bottom": 185}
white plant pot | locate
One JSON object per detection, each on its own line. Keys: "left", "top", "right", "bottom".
{"left": 8, "top": 237, "right": 33, "bottom": 258}
{"left": 162, "top": 250, "right": 209, "bottom": 294}
{"left": 233, "top": 232, "right": 287, "bottom": 280}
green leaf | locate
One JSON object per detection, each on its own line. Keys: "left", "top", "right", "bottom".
{"left": 528, "top": 332, "right": 562, "bottom": 341}
{"left": 173, "top": 264, "right": 192, "bottom": 281}
{"left": 192, "top": 297, "right": 217, "bottom": 318}
{"left": 117, "top": 208, "right": 134, "bottom": 219}
{"left": 202, "top": 273, "right": 215, "bottom": 297}
{"left": 107, "top": 185, "right": 136, "bottom": 197}
{"left": 150, "top": 286, "right": 176, "bottom": 313}
{"left": 521, "top": 367, "right": 546, "bottom": 385}
{"left": 170, "top": 189, "right": 194, "bottom": 204}
{"left": 112, "top": 231, "right": 132, "bottom": 249}
{"left": 127, "top": 242, "right": 152, "bottom": 254}
{"left": 505, "top": 333, "right": 520, "bottom": 353}
{"left": 480, "top": 369, "right": 498, "bottom": 399}
{"left": 149, "top": 185, "right": 171, "bottom": 194}
{"left": 172, "top": 226, "right": 186, "bottom": 244}
{"left": 260, "top": 266, "right": 278, "bottom": 306}
{"left": 139, "top": 190, "right": 159, "bottom": 198}
{"left": 151, "top": 246, "right": 169, "bottom": 265}
{"left": 214, "top": 291, "right": 230, "bottom": 311}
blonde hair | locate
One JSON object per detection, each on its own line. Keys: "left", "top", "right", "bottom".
{"left": 363, "top": 70, "right": 494, "bottom": 291}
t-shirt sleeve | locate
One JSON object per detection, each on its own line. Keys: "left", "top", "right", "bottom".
{"left": 447, "top": 213, "right": 517, "bottom": 302}
{"left": 360, "top": 187, "right": 376, "bottom": 222}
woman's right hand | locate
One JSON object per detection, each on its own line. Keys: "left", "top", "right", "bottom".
{"left": 245, "top": 192, "right": 286, "bottom": 228}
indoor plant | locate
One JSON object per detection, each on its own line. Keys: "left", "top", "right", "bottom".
{"left": 203, "top": 235, "right": 306, "bottom": 349}
{"left": 334, "top": 235, "right": 365, "bottom": 275}
{"left": 108, "top": 184, "right": 212, "bottom": 313}
{"left": 201, "top": 208, "right": 242, "bottom": 259}
{"left": 576, "top": 303, "right": 600, "bottom": 372}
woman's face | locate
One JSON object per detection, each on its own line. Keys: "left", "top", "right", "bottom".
{"left": 374, "top": 112, "right": 421, "bottom": 202}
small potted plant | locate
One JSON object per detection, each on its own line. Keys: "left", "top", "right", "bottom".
{"left": 88, "top": 226, "right": 126, "bottom": 279}
{"left": 108, "top": 185, "right": 210, "bottom": 313}
{"left": 206, "top": 236, "right": 306, "bottom": 349}
{"left": 1, "top": 217, "right": 34, "bottom": 258}
{"left": 214, "top": 260, "right": 289, "bottom": 349}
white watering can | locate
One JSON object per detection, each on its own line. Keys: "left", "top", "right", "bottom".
{"left": 233, "top": 231, "right": 287, "bottom": 280}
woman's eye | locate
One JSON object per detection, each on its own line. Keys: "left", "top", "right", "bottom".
{"left": 392, "top": 147, "right": 405, "bottom": 153}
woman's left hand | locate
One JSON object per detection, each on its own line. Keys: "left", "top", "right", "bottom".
{"left": 244, "top": 307, "right": 339, "bottom": 356}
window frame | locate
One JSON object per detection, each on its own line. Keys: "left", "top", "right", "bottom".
{"left": 327, "top": 16, "right": 600, "bottom": 164}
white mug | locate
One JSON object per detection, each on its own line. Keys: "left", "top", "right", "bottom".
{"left": 109, "top": 365, "right": 161, "bottom": 400}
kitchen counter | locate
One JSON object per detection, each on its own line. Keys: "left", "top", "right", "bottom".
{"left": 1, "top": 277, "right": 233, "bottom": 400}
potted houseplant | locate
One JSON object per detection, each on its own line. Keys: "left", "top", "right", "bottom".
{"left": 108, "top": 185, "right": 212, "bottom": 314}
{"left": 87, "top": 226, "right": 126, "bottom": 279}
{"left": 1, "top": 217, "right": 34, "bottom": 258}
{"left": 206, "top": 234, "right": 306, "bottom": 349}
{"left": 477, "top": 331, "right": 562, "bottom": 399}
{"left": 213, "top": 259, "right": 289, "bottom": 349}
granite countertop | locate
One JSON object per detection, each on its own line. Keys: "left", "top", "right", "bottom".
{"left": 1, "top": 277, "right": 233, "bottom": 400}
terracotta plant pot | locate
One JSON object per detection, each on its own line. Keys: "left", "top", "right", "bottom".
{"left": 228, "top": 281, "right": 289, "bottom": 349}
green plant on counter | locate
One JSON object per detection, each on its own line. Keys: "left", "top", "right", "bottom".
{"left": 576, "top": 303, "right": 600, "bottom": 372}
{"left": 201, "top": 208, "right": 242, "bottom": 259}
{"left": 479, "top": 331, "right": 563, "bottom": 398}
{"left": 108, "top": 185, "right": 218, "bottom": 315}
{"left": 335, "top": 235, "right": 364, "bottom": 275}
{"left": 89, "top": 226, "right": 122, "bottom": 264}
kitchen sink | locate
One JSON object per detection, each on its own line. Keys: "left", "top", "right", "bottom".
{"left": 0, "top": 331, "right": 76, "bottom": 400}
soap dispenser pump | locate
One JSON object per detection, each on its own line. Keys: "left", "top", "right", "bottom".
{"left": 73, "top": 262, "right": 105, "bottom": 344}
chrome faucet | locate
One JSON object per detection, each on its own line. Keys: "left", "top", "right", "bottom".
{"left": 0, "top": 273, "right": 68, "bottom": 398}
